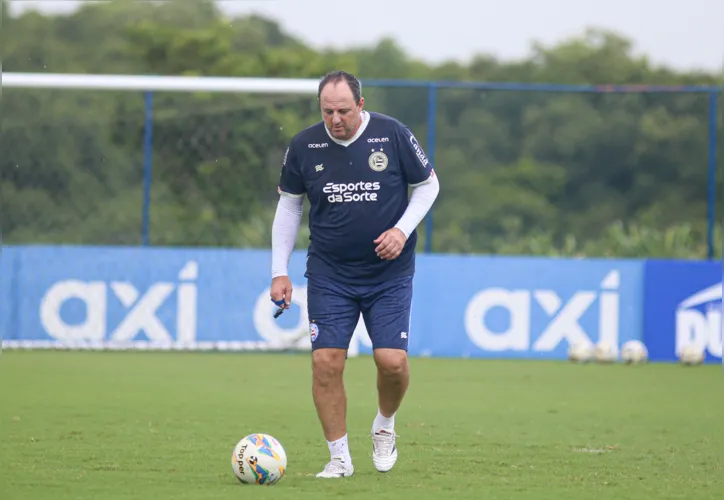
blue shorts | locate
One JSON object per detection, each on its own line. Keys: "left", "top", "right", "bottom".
{"left": 306, "top": 274, "right": 413, "bottom": 351}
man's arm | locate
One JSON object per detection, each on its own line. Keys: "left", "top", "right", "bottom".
{"left": 393, "top": 123, "right": 440, "bottom": 238}
{"left": 272, "top": 139, "right": 305, "bottom": 277}
{"left": 374, "top": 173, "right": 439, "bottom": 260}
{"left": 271, "top": 194, "right": 304, "bottom": 278}
{"left": 374, "top": 124, "right": 440, "bottom": 260}
{"left": 394, "top": 173, "right": 440, "bottom": 239}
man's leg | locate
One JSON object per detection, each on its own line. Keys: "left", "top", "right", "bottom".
{"left": 373, "top": 348, "right": 410, "bottom": 426}
{"left": 312, "top": 347, "right": 352, "bottom": 475}
{"left": 361, "top": 276, "right": 414, "bottom": 473}
{"left": 307, "top": 274, "right": 359, "bottom": 478}
{"left": 312, "top": 348, "right": 349, "bottom": 442}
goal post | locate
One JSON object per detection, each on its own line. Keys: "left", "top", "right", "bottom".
{"left": 3, "top": 72, "right": 322, "bottom": 94}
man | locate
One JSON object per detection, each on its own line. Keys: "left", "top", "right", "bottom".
{"left": 269, "top": 70, "right": 440, "bottom": 478}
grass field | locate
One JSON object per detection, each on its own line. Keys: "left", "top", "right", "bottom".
{"left": 1, "top": 351, "right": 722, "bottom": 499}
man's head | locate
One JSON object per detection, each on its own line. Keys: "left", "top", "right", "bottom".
{"left": 318, "top": 71, "right": 364, "bottom": 141}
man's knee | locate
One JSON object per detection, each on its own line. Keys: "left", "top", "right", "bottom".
{"left": 374, "top": 349, "right": 408, "bottom": 377}
{"left": 312, "top": 348, "right": 347, "bottom": 385}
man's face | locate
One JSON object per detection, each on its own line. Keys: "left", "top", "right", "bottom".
{"left": 319, "top": 81, "right": 364, "bottom": 141}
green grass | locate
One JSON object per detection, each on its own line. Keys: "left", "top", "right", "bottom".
{"left": 0, "top": 351, "right": 722, "bottom": 499}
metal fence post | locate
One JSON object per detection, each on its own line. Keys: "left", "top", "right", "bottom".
{"left": 707, "top": 91, "right": 718, "bottom": 259}
{"left": 142, "top": 91, "right": 154, "bottom": 246}
{"left": 424, "top": 83, "right": 437, "bottom": 254}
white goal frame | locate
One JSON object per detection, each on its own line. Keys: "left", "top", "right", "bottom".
{"left": 3, "top": 72, "right": 322, "bottom": 93}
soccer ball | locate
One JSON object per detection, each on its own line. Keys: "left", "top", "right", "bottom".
{"left": 678, "top": 343, "right": 705, "bottom": 366}
{"left": 620, "top": 340, "right": 648, "bottom": 364}
{"left": 231, "top": 433, "right": 287, "bottom": 485}
{"left": 594, "top": 341, "right": 617, "bottom": 363}
{"left": 568, "top": 341, "right": 594, "bottom": 363}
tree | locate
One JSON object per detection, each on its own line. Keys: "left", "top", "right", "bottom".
{"left": 1, "top": 3, "right": 720, "bottom": 258}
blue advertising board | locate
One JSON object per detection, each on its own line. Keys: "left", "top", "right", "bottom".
{"left": 0, "top": 247, "right": 17, "bottom": 343}
{"left": 643, "top": 259, "right": 721, "bottom": 363}
{"left": 0, "top": 246, "right": 644, "bottom": 360}
{"left": 382, "top": 254, "right": 643, "bottom": 359}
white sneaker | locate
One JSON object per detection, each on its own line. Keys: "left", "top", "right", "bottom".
{"left": 371, "top": 429, "right": 398, "bottom": 472}
{"left": 315, "top": 456, "right": 354, "bottom": 478}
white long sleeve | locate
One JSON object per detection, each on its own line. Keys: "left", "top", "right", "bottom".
{"left": 271, "top": 194, "right": 304, "bottom": 278}
{"left": 394, "top": 173, "right": 440, "bottom": 238}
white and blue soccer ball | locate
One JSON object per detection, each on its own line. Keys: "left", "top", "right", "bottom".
{"left": 231, "top": 433, "right": 287, "bottom": 485}
{"left": 620, "top": 340, "right": 648, "bottom": 364}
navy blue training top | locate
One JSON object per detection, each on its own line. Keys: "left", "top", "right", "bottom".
{"left": 277, "top": 111, "right": 435, "bottom": 285}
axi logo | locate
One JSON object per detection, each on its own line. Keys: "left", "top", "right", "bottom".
{"left": 39, "top": 261, "right": 198, "bottom": 344}
{"left": 464, "top": 270, "right": 620, "bottom": 352}
{"left": 676, "top": 282, "right": 722, "bottom": 358}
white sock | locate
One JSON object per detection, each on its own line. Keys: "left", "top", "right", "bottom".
{"left": 327, "top": 434, "right": 352, "bottom": 464}
{"left": 373, "top": 409, "right": 395, "bottom": 433}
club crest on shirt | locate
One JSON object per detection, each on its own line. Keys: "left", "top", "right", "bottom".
{"left": 368, "top": 148, "right": 388, "bottom": 172}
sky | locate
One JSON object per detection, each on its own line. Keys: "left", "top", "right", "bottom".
{"left": 7, "top": 0, "right": 724, "bottom": 73}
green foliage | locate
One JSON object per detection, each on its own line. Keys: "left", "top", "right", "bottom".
{"left": 490, "top": 221, "right": 722, "bottom": 259}
{"left": 1, "top": 0, "right": 721, "bottom": 259}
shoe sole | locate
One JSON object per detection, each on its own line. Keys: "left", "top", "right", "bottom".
{"left": 316, "top": 472, "right": 354, "bottom": 478}
{"left": 373, "top": 451, "right": 398, "bottom": 473}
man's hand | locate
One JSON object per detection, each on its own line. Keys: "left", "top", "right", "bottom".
{"left": 270, "top": 275, "right": 293, "bottom": 309}
{"left": 374, "top": 228, "right": 407, "bottom": 260}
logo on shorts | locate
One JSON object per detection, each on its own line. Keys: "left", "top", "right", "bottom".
{"left": 368, "top": 149, "right": 388, "bottom": 172}
{"left": 309, "top": 322, "right": 319, "bottom": 342}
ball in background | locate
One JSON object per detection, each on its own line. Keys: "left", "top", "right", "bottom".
{"left": 594, "top": 341, "right": 617, "bottom": 363}
{"left": 620, "top": 340, "right": 648, "bottom": 364}
{"left": 678, "top": 343, "right": 705, "bottom": 366}
{"left": 231, "top": 433, "right": 287, "bottom": 485}
{"left": 568, "top": 342, "right": 594, "bottom": 363}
